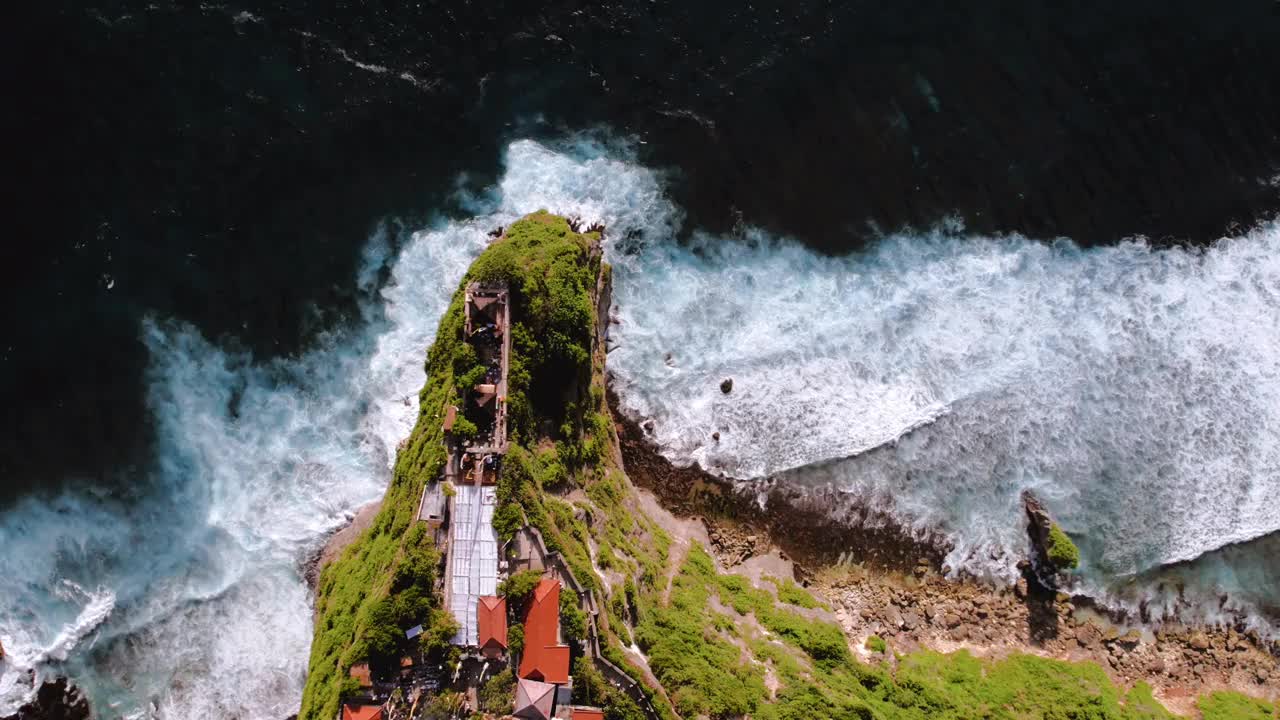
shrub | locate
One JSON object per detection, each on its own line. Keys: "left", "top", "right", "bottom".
{"left": 1047, "top": 523, "right": 1081, "bottom": 570}
{"left": 337, "top": 676, "right": 362, "bottom": 700}
{"left": 499, "top": 569, "right": 544, "bottom": 605}
{"left": 865, "top": 636, "right": 887, "bottom": 654}
{"left": 770, "top": 578, "right": 824, "bottom": 609}
{"left": 492, "top": 502, "right": 524, "bottom": 540}
{"left": 573, "top": 657, "right": 609, "bottom": 705}
{"left": 605, "top": 694, "right": 648, "bottom": 720}
{"left": 561, "top": 587, "right": 588, "bottom": 641}
{"left": 508, "top": 623, "right": 525, "bottom": 654}
{"left": 421, "top": 691, "right": 468, "bottom": 720}
{"left": 1198, "top": 691, "right": 1276, "bottom": 720}
{"left": 457, "top": 364, "right": 488, "bottom": 393}
{"left": 419, "top": 608, "right": 460, "bottom": 659}
{"left": 452, "top": 416, "right": 479, "bottom": 440}
{"left": 478, "top": 669, "right": 516, "bottom": 713}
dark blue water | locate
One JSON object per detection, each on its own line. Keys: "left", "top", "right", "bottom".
{"left": 6, "top": 2, "right": 1280, "bottom": 501}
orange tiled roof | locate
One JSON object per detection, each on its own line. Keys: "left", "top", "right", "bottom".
{"left": 341, "top": 705, "right": 383, "bottom": 720}
{"left": 478, "top": 595, "right": 508, "bottom": 651}
{"left": 572, "top": 709, "right": 605, "bottom": 720}
{"left": 517, "top": 578, "right": 571, "bottom": 684}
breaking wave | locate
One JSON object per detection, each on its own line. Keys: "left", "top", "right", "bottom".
{"left": 1, "top": 137, "right": 1276, "bottom": 716}
{"left": 606, "top": 205, "right": 1280, "bottom": 634}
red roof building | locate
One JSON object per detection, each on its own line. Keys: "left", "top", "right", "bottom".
{"left": 477, "top": 595, "right": 508, "bottom": 658}
{"left": 347, "top": 663, "right": 372, "bottom": 688}
{"left": 571, "top": 708, "right": 605, "bottom": 720}
{"left": 517, "top": 578, "right": 571, "bottom": 684}
{"left": 341, "top": 705, "right": 384, "bottom": 720}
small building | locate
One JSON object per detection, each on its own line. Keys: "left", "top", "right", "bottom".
{"left": 477, "top": 595, "right": 508, "bottom": 659}
{"left": 341, "top": 705, "right": 384, "bottom": 720}
{"left": 473, "top": 383, "right": 498, "bottom": 407}
{"left": 518, "top": 579, "right": 571, "bottom": 685}
{"left": 442, "top": 404, "right": 458, "bottom": 433}
{"left": 348, "top": 663, "right": 373, "bottom": 689}
{"left": 569, "top": 708, "right": 605, "bottom": 720}
{"left": 514, "top": 678, "right": 556, "bottom": 720}
{"left": 465, "top": 284, "right": 509, "bottom": 336}
{"left": 417, "top": 482, "right": 446, "bottom": 528}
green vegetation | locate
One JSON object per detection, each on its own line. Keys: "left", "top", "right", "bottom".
{"left": 303, "top": 211, "right": 1273, "bottom": 720}
{"left": 498, "top": 569, "right": 544, "bottom": 605}
{"left": 572, "top": 657, "right": 647, "bottom": 720}
{"left": 300, "top": 211, "right": 599, "bottom": 720}
{"left": 1199, "top": 691, "right": 1277, "bottom": 720}
{"left": 560, "top": 586, "right": 588, "bottom": 641}
{"left": 478, "top": 669, "right": 516, "bottom": 714}
{"left": 768, "top": 577, "right": 826, "bottom": 609}
{"left": 630, "top": 542, "right": 1278, "bottom": 720}
{"left": 1047, "top": 522, "right": 1081, "bottom": 570}
{"left": 507, "top": 623, "right": 525, "bottom": 654}
{"left": 865, "top": 636, "right": 887, "bottom": 654}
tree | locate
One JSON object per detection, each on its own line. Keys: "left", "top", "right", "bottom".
{"left": 560, "top": 587, "right": 588, "bottom": 641}
{"left": 478, "top": 669, "right": 516, "bottom": 713}
{"left": 507, "top": 624, "right": 525, "bottom": 654}
{"left": 498, "top": 569, "right": 543, "bottom": 606}
{"left": 420, "top": 608, "right": 460, "bottom": 659}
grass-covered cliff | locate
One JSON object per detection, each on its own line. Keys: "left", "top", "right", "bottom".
{"left": 302, "top": 211, "right": 1275, "bottom": 720}
{"left": 301, "top": 210, "right": 620, "bottom": 720}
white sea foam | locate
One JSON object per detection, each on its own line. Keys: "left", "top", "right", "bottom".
{"left": 607, "top": 213, "right": 1280, "bottom": 628}
{"left": 1, "top": 138, "right": 1276, "bottom": 716}
{"left": 0, "top": 137, "right": 673, "bottom": 717}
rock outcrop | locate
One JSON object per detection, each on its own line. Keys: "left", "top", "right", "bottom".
{"left": 2, "top": 678, "right": 91, "bottom": 720}
{"left": 1022, "top": 490, "right": 1079, "bottom": 585}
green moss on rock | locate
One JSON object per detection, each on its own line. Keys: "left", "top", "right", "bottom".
{"left": 1047, "top": 522, "right": 1081, "bottom": 570}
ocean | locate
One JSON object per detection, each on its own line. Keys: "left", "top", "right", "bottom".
{"left": 3, "top": 2, "right": 1279, "bottom": 717}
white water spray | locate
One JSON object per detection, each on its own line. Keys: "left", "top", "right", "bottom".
{"left": 1, "top": 138, "right": 1276, "bottom": 717}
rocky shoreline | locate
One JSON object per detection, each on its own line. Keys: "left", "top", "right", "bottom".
{"left": 606, "top": 385, "right": 1280, "bottom": 715}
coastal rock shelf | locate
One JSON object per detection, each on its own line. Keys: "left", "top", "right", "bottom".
{"left": 300, "top": 212, "right": 1278, "bottom": 720}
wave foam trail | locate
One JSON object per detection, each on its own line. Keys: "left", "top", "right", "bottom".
{"left": 0, "top": 138, "right": 677, "bottom": 717}
{"left": 1, "top": 136, "right": 1276, "bottom": 714}
{"left": 607, "top": 214, "right": 1280, "bottom": 627}
{"left": 0, "top": 225, "right": 482, "bottom": 715}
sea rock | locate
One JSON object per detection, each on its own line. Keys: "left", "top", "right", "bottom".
{"left": 1022, "top": 491, "right": 1077, "bottom": 583}
{"left": 1189, "top": 632, "right": 1210, "bottom": 651}
{"left": 1, "top": 677, "right": 91, "bottom": 720}
{"left": 720, "top": 378, "right": 734, "bottom": 393}
{"left": 1119, "top": 629, "right": 1142, "bottom": 647}
{"left": 1077, "top": 623, "right": 1103, "bottom": 650}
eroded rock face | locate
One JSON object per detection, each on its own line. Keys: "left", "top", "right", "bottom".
{"left": 2, "top": 678, "right": 91, "bottom": 720}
